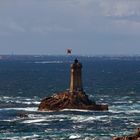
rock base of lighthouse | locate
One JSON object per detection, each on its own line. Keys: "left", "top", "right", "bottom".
{"left": 38, "top": 91, "right": 108, "bottom": 111}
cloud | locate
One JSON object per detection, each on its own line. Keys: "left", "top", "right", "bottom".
{"left": 0, "top": 18, "right": 26, "bottom": 36}
{"left": 112, "top": 19, "right": 140, "bottom": 35}
{"left": 1, "top": 0, "right": 140, "bottom": 35}
{"left": 99, "top": 0, "right": 140, "bottom": 18}
{"left": 1, "top": 0, "right": 140, "bottom": 55}
{"left": 31, "top": 25, "right": 73, "bottom": 34}
{"left": 9, "top": 21, "right": 26, "bottom": 33}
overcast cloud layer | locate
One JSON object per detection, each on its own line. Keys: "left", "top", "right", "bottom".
{"left": 0, "top": 0, "right": 140, "bottom": 55}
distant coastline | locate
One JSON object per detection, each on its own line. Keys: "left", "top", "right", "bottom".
{"left": 1, "top": 54, "right": 140, "bottom": 61}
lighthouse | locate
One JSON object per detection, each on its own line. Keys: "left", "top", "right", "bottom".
{"left": 70, "top": 59, "right": 83, "bottom": 93}
{"left": 38, "top": 58, "right": 108, "bottom": 111}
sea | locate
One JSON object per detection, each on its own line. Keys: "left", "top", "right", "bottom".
{"left": 0, "top": 55, "right": 140, "bottom": 140}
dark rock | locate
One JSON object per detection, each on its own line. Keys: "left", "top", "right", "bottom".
{"left": 38, "top": 91, "right": 108, "bottom": 111}
{"left": 112, "top": 128, "right": 140, "bottom": 140}
{"left": 18, "top": 112, "right": 28, "bottom": 118}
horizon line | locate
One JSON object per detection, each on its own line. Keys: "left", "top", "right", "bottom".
{"left": 0, "top": 54, "right": 140, "bottom": 57}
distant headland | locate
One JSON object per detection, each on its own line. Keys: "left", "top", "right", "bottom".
{"left": 38, "top": 59, "right": 108, "bottom": 111}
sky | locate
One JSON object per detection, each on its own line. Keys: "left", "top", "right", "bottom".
{"left": 1, "top": 0, "right": 140, "bottom": 55}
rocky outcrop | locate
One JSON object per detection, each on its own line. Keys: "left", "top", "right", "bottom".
{"left": 38, "top": 91, "right": 108, "bottom": 111}
{"left": 112, "top": 128, "right": 140, "bottom": 140}
{"left": 38, "top": 59, "right": 108, "bottom": 111}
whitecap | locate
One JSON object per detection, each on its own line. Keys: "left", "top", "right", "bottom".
{"left": 0, "top": 96, "right": 41, "bottom": 106}
{"left": 2, "top": 118, "right": 20, "bottom": 122}
{"left": 72, "top": 125, "right": 83, "bottom": 129}
{"left": 21, "top": 107, "right": 38, "bottom": 112}
{"left": 130, "top": 122, "right": 140, "bottom": 126}
{"left": 71, "top": 115, "right": 108, "bottom": 123}
{"left": 111, "top": 115, "right": 129, "bottom": 119}
{"left": 32, "top": 101, "right": 40, "bottom": 105}
{"left": 109, "top": 109, "right": 124, "bottom": 114}
{"left": 0, "top": 96, "right": 11, "bottom": 99}
{"left": 69, "top": 134, "right": 81, "bottom": 139}
{"left": 34, "top": 123, "right": 49, "bottom": 126}
{"left": 113, "top": 101, "right": 130, "bottom": 104}
{"left": 45, "top": 129, "right": 54, "bottom": 132}
{"left": 61, "top": 109, "right": 94, "bottom": 112}
{"left": 4, "top": 134, "right": 40, "bottom": 140}
{"left": 0, "top": 107, "right": 38, "bottom": 112}
{"left": 127, "top": 110, "right": 140, "bottom": 114}
{"left": 14, "top": 101, "right": 40, "bottom": 105}
{"left": 128, "top": 101, "right": 133, "bottom": 103}
{"left": 24, "top": 135, "right": 40, "bottom": 139}
{"left": 22, "top": 118, "right": 46, "bottom": 123}
{"left": 21, "top": 114, "right": 70, "bottom": 123}
{"left": 27, "top": 114, "right": 43, "bottom": 118}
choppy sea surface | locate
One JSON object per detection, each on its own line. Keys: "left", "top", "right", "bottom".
{"left": 0, "top": 55, "right": 140, "bottom": 140}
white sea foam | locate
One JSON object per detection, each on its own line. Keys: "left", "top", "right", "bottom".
{"left": 34, "top": 123, "right": 49, "bottom": 126}
{"left": 38, "top": 108, "right": 95, "bottom": 113}
{"left": 114, "top": 101, "right": 130, "bottom": 104}
{"left": 0, "top": 96, "right": 40, "bottom": 105}
{"left": 72, "top": 125, "right": 83, "bottom": 129}
{"left": 127, "top": 110, "right": 140, "bottom": 114}
{"left": 28, "top": 114, "right": 43, "bottom": 118}
{"left": 14, "top": 101, "right": 40, "bottom": 105}
{"left": 0, "top": 96, "right": 11, "bottom": 99}
{"left": 20, "top": 107, "right": 38, "bottom": 111}
{"left": 20, "top": 114, "right": 70, "bottom": 124}
{"left": 6, "top": 134, "right": 40, "bottom": 140}
{"left": 69, "top": 134, "right": 81, "bottom": 139}
{"left": 22, "top": 118, "right": 46, "bottom": 123}
{"left": 130, "top": 122, "right": 140, "bottom": 126}
{"left": 71, "top": 115, "right": 108, "bottom": 123}
{"left": 72, "top": 116, "right": 96, "bottom": 123}
{"left": 109, "top": 109, "right": 124, "bottom": 114}
{"left": 0, "top": 107, "right": 38, "bottom": 112}
{"left": 61, "top": 109, "right": 94, "bottom": 112}
{"left": 2, "top": 118, "right": 20, "bottom": 122}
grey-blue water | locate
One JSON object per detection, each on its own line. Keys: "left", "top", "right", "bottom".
{"left": 0, "top": 56, "right": 140, "bottom": 140}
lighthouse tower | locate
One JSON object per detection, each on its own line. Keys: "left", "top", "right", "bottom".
{"left": 70, "top": 59, "right": 83, "bottom": 93}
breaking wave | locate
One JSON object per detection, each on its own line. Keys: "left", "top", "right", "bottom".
{"left": 0, "top": 96, "right": 40, "bottom": 108}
